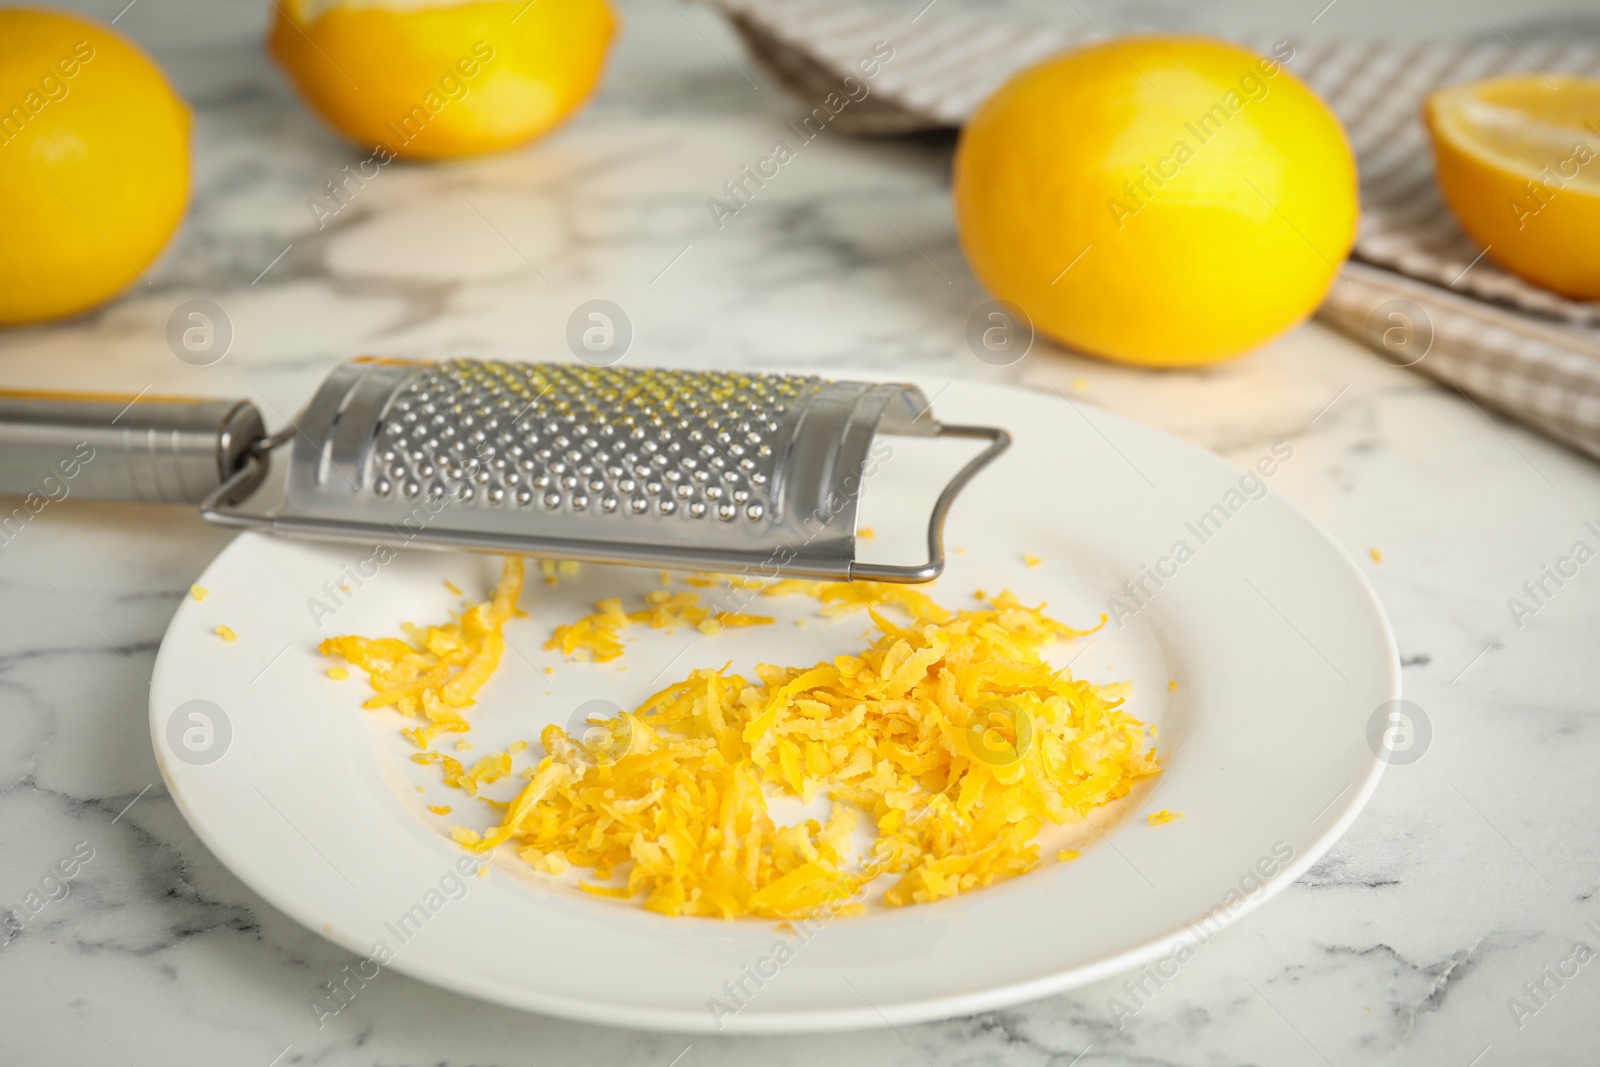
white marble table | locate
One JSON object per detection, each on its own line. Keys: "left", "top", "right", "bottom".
{"left": 5, "top": 0, "right": 1600, "bottom": 1063}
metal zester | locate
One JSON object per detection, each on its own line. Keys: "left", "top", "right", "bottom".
{"left": 0, "top": 358, "right": 1008, "bottom": 582}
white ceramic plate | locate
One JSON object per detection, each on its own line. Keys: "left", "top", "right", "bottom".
{"left": 150, "top": 379, "right": 1398, "bottom": 1033}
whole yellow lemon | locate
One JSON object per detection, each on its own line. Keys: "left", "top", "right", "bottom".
{"left": 954, "top": 37, "right": 1358, "bottom": 367}
{"left": 268, "top": 0, "right": 618, "bottom": 161}
{"left": 1426, "top": 74, "right": 1600, "bottom": 300}
{"left": 0, "top": 8, "right": 190, "bottom": 326}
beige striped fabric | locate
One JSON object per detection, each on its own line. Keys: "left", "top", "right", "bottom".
{"left": 712, "top": 0, "right": 1600, "bottom": 457}
{"left": 1319, "top": 262, "right": 1600, "bottom": 459}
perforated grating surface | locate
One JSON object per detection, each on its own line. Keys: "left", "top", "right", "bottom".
{"left": 369, "top": 361, "right": 820, "bottom": 523}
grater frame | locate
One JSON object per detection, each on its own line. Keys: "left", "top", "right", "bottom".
{"left": 201, "top": 358, "right": 1009, "bottom": 583}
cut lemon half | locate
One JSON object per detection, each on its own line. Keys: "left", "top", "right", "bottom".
{"left": 1425, "top": 74, "right": 1600, "bottom": 300}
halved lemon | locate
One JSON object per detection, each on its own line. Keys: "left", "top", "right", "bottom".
{"left": 1425, "top": 74, "right": 1600, "bottom": 300}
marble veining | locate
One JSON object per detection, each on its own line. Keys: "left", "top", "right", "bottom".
{"left": 4, "top": 0, "right": 1600, "bottom": 1064}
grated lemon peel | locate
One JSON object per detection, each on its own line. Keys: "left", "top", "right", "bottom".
{"left": 479, "top": 589, "right": 1151, "bottom": 918}
{"left": 320, "top": 557, "right": 525, "bottom": 749}
{"left": 324, "top": 559, "right": 1160, "bottom": 919}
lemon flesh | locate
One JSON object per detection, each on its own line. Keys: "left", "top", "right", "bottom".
{"left": 1426, "top": 74, "right": 1600, "bottom": 300}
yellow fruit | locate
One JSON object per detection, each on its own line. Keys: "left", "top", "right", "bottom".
{"left": 0, "top": 8, "right": 190, "bottom": 326}
{"left": 953, "top": 37, "right": 1358, "bottom": 368}
{"left": 268, "top": 0, "right": 618, "bottom": 160}
{"left": 1425, "top": 74, "right": 1600, "bottom": 300}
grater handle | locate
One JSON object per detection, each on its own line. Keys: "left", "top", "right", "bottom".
{"left": 0, "top": 389, "right": 267, "bottom": 505}
{"left": 848, "top": 423, "right": 1011, "bottom": 583}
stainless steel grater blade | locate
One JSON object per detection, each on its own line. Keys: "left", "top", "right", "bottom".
{"left": 0, "top": 358, "right": 1008, "bottom": 582}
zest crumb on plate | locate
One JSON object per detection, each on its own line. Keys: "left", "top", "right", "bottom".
{"left": 429, "top": 804, "right": 453, "bottom": 815}
{"left": 1146, "top": 809, "right": 1183, "bottom": 825}
{"left": 190, "top": 584, "right": 208, "bottom": 601}
{"left": 538, "top": 560, "right": 583, "bottom": 586}
{"left": 857, "top": 526, "right": 876, "bottom": 539}
{"left": 214, "top": 624, "right": 237, "bottom": 643}
{"left": 546, "top": 587, "right": 775, "bottom": 662}
{"left": 1369, "top": 548, "right": 1383, "bottom": 564}
{"left": 1023, "top": 553, "right": 1042, "bottom": 567}
{"left": 327, "top": 666, "right": 349, "bottom": 681}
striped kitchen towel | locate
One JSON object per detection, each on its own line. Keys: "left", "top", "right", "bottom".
{"left": 711, "top": 0, "right": 1600, "bottom": 459}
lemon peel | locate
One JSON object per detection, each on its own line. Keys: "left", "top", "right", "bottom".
{"left": 481, "top": 588, "right": 1153, "bottom": 918}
